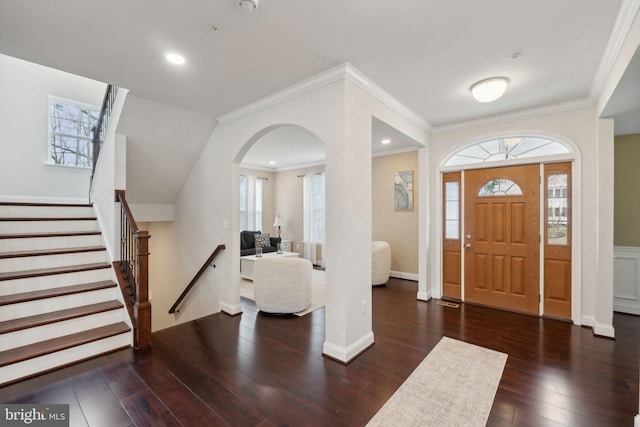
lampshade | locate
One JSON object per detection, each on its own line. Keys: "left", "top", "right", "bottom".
{"left": 273, "top": 215, "right": 283, "bottom": 227}
{"left": 470, "top": 77, "right": 509, "bottom": 103}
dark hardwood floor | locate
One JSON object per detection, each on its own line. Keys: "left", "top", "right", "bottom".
{"left": 1, "top": 278, "right": 638, "bottom": 426}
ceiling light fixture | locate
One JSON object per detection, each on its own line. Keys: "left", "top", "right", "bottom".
{"left": 381, "top": 139, "right": 391, "bottom": 144}
{"left": 269, "top": 160, "right": 276, "bottom": 165}
{"left": 238, "top": 0, "right": 259, "bottom": 13}
{"left": 470, "top": 77, "right": 509, "bottom": 103}
{"left": 165, "top": 53, "right": 185, "bottom": 65}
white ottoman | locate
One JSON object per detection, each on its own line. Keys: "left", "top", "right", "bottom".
{"left": 372, "top": 241, "right": 391, "bottom": 286}
{"left": 253, "top": 257, "right": 312, "bottom": 313}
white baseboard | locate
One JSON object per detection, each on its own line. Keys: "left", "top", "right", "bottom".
{"left": 323, "top": 331, "right": 374, "bottom": 363}
{"left": 581, "top": 315, "right": 595, "bottom": 328}
{"left": 614, "top": 302, "right": 640, "bottom": 315}
{"left": 417, "top": 290, "right": 431, "bottom": 301}
{"left": 594, "top": 322, "right": 616, "bottom": 338}
{"left": 220, "top": 301, "right": 242, "bottom": 316}
{"left": 390, "top": 271, "right": 418, "bottom": 281}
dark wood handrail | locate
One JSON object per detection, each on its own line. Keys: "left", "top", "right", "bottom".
{"left": 91, "top": 85, "right": 118, "bottom": 184}
{"left": 169, "top": 244, "right": 226, "bottom": 314}
{"left": 115, "top": 190, "right": 139, "bottom": 232}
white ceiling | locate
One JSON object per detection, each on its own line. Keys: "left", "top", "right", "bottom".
{"left": 1, "top": 1, "right": 638, "bottom": 195}
{"left": 0, "top": 0, "right": 626, "bottom": 126}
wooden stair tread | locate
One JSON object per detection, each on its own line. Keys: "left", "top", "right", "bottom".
{"left": 0, "top": 217, "right": 96, "bottom": 221}
{"left": 0, "top": 322, "right": 130, "bottom": 367}
{"left": 0, "top": 300, "right": 124, "bottom": 334}
{"left": 0, "top": 262, "right": 110, "bottom": 281}
{"left": 0, "top": 202, "right": 92, "bottom": 207}
{"left": 0, "top": 280, "right": 116, "bottom": 305}
{"left": 0, "top": 231, "right": 101, "bottom": 239}
{"left": 0, "top": 246, "right": 106, "bottom": 259}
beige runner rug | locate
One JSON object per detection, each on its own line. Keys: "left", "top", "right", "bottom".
{"left": 366, "top": 336, "right": 507, "bottom": 427}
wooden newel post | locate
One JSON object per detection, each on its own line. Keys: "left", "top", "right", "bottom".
{"left": 134, "top": 230, "right": 151, "bottom": 349}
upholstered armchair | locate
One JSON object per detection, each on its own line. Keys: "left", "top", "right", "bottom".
{"left": 372, "top": 241, "right": 391, "bottom": 285}
{"left": 253, "top": 257, "right": 312, "bottom": 313}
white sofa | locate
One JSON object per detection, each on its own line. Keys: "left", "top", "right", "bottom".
{"left": 253, "top": 256, "right": 312, "bottom": 313}
{"left": 372, "top": 241, "right": 391, "bottom": 285}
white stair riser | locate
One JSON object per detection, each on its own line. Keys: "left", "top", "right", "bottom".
{"left": 0, "top": 332, "right": 132, "bottom": 385}
{"left": 0, "top": 205, "right": 94, "bottom": 218}
{"left": 0, "top": 309, "right": 125, "bottom": 351}
{"left": 0, "top": 288, "right": 118, "bottom": 320}
{"left": 0, "top": 250, "right": 108, "bottom": 273}
{"left": 0, "top": 268, "right": 113, "bottom": 296}
{"left": 0, "top": 220, "right": 98, "bottom": 234}
{"left": 0, "top": 234, "right": 103, "bottom": 252}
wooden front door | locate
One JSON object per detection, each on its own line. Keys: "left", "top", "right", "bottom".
{"left": 464, "top": 165, "right": 540, "bottom": 314}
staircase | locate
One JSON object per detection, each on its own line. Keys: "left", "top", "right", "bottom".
{"left": 0, "top": 202, "right": 132, "bottom": 385}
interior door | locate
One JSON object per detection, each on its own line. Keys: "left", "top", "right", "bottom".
{"left": 464, "top": 165, "right": 540, "bottom": 314}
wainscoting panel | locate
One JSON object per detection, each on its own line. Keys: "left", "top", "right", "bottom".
{"left": 614, "top": 246, "right": 640, "bottom": 315}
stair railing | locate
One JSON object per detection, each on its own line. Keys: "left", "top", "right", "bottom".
{"left": 91, "top": 85, "right": 119, "bottom": 184}
{"left": 169, "top": 244, "right": 226, "bottom": 314}
{"left": 115, "top": 190, "right": 151, "bottom": 348}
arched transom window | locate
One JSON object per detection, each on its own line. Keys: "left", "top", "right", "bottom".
{"left": 445, "top": 136, "right": 570, "bottom": 167}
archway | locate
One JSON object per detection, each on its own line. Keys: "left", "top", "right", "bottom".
{"left": 233, "top": 124, "right": 327, "bottom": 308}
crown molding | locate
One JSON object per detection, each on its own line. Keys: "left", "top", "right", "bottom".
{"left": 217, "top": 62, "right": 432, "bottom": 132}
{"left": 431, "top": 98, "right": 594, "bottom": 135}
{"left": 240, "top": 160, "right": 326, "bottom": 173}
{"left": 342, "top": 63, "right": 432, "bottom": 132}
{"left": 589, "top": 0, "right": 640, "bottom": 101}
{"left": 372, "top": 146, "right": 420, "bottom": 158}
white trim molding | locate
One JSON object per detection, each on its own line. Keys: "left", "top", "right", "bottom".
{"left": 614, "top": 246, "right": 640, "bottom": 315}
{"left": 220, "top": 301, "right": 242, "bottom": 316}
{"left": 390, "top": 271, "right": 418, "bottom": 281}
{"left": 634, "top": 414, "right": 640, "bottom": 427}
{"left": 217, "top": 63, "right": 431, "bottom": 132}
{"left": 432, "top": 99, "right": 593, "bottom": 135}
{"left": 594, "top": 322, "right": 616, "bottom": 338}
{"left": 417, "top": 290, "right": 431, "bottom": 302}
{"left": 323, "top": 331, "right": 374, "bottom": 363}
{"left": 589, "top": 0, "right": 640, "bottom": 101}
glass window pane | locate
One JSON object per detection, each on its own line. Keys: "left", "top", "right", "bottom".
{"left": 49, "top": 98, "right": 99, "bottom": 168}
{"left": 445, "top": 220, "right": 459, "bottom": 240}
{"left": 444, "top": 181, "right": 459, "bottom": 239}
{"left": 445, "top": 201, "right": 459, "bottom": 221}
{"left": 547, "top": 173, "right": 568, "bottom": 245}
{"left": 445, "top": 181, "right": 459, "bottom": 201}
{"left": 445, "top": 136, "right": 570, "bottom": 167}
{"left": 478, "top": 178, "right": 523, "bottom": 196}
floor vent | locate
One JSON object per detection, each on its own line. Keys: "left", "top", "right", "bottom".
{"left": 437, "top": 300, "right": 460, "bottom": 308}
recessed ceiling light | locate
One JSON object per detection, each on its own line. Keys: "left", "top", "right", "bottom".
{"left": 165, "top": 53, "right": 185, "bottom": 65}
{"left": 381, "top": 139, "right": 391, "bottom": 144}
{"left": 470, "top": 77, "right": 508, "bottom": 103}
{"left": 269, "top": 160, "right": 276, "bottom": 165}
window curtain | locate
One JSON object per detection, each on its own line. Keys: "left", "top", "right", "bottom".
{"left": 303, "top": 173, "right": 325, "bottom": 266}
{"left": 239, "top": 176, "right": 263, "bottom": 231}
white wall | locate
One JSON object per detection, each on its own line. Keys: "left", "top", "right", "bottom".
{"left": 429, "top": 106, "right": 615, "bottom": 336}
{"left": 90, "top": 91, "right": 129, "bottom": 261}
{"left": 0, "top": 54, "right": 106, "bottom": 203}
{"left": 152, "top": 65, "right": 429, "bottom": 363}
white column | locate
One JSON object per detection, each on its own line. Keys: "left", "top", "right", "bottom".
{"left": 322, "top": 81, "right": 374, "bottom": 362}
{"left": 594, "top": 118, "right": 615, "bottom": 337}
